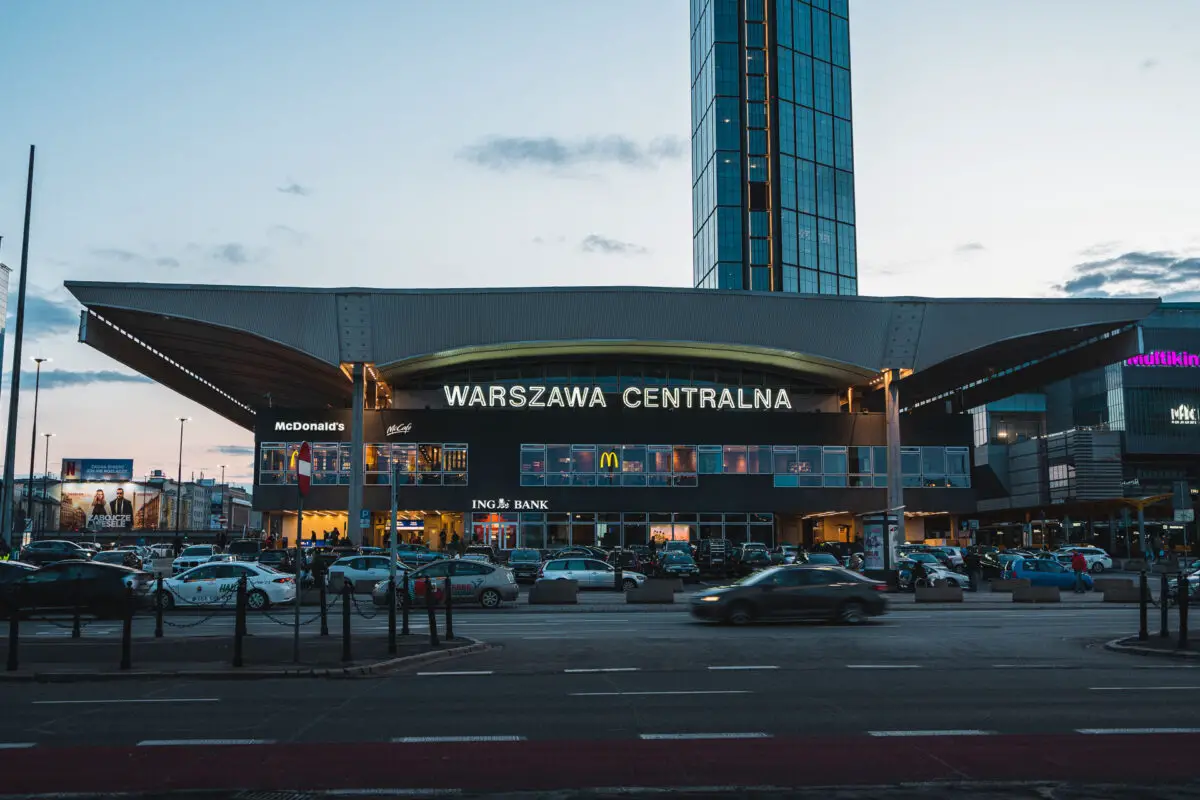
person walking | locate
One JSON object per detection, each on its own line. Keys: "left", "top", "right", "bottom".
{"left": 1071, "top": 550, "right": 1088, "bottom": 593}
{"left": 172, "top": 534, "right": 182, "bottom": 557}
{"left": 965, "top": 549, "right": 983, "bottom": 592}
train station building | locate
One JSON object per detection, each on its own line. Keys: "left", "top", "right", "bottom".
{"left": 64, "top": 281, "right": 1161, "bottom": 561}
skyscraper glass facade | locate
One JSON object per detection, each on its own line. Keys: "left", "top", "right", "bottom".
{"left": 691, "top": 0, "right": 856, "bottom": 295}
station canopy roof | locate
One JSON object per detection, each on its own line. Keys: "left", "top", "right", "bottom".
{"left": 64, "top": 282, "right": 1160, "bottom": 430}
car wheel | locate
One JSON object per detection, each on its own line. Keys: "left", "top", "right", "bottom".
{"left": 480, "top": 589, "right": 502, "bottom": 609}
{"left": 246, "top": 589, "right": 269, "bottom": 611}
{"left": 837, "top": 600, "right": 868, "bottom": 625}
{"left": 622, "top": 578, "right": 638, "bottom": 592}
{"left": 944, "top": 578, "right": 960, "bottom": 588}
{"left": 157, "top": 591, "right": 175, "bottom": 611}
{"left": 725, "top": 601, "right": 755, "bottom": 626}
{"left": 1090, "top": 562, "right": 1105, "bottom": 573}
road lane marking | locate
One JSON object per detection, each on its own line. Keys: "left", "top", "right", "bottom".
{"left": 138, "top": 739, "right": 273, "bottom": 746}
{"left": 564, "top": 668, "right": 640, "bottom": 673}
{"left": 846, "top": 664, "right": 922, "bottom": 669}
{"left": 326, "top": 790, "right": 462, "bottom": 797}
{"left": 393, "top": 736, "right": 526, "bottom": 743}
{"left": 570, "top": 690, "right": 750, "bottom": 697}
{"left": 640, "top": 733, "right": 771, "bottom": 740}
{"left": 34, "top": 698, "right": 219, "bottom": 705}
{"left": 991, "top": 664, "right": 1062, "bottom": 669}
{"left": 416, "top": 671, "right": 494, "bottom": 676}
{"left": 868, "top": 730, "right": 995, "bottom": 737}
{"left": 708, "top": 665, "right": 779, "bottom": 671}
{"left": 1077, "top": 728, "right": 1200, "bottom": 735}
{"left": 1088, "top": 686, "right": 1200, "bottom": 691}
{"left": 0, "top": 743, "right": 36, "bottom": 749}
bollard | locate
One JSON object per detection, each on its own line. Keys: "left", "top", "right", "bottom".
{"left": 1179, "top": 571, "right": 1189, "bottom": 650}
{"left": 72, "top": 577, "right": 82, "bottom": 639}
{"left": 1139, "top": 571, "right": 1149, "bottom": 641}
{"left": 6, "top": 589, "right": 18, "bottom": 672}
{"left": 387, "top": 576, "right": 397, "bottom": 655}
{"left": 233, "top": 576, "right": 246, "bottom": 668}
{"left": 1160, "top": 571, "right": 1170, "bottom": 638}
{"left": 614, "top": 563, "right": 624, "bottom": 591}
{"left": 120, "top": 587, "right": 133, "bottom": 670}
{"left": 425, "top": 577, "right": 439, "bottom": 647}
{"left": 444, "top": 575, "right": 454, "bottom": 641}
{"left": 341, "top": 581, "right": 352, "bottom": 663}
{"left": 154, "top": 575, "right": 164, "bottom": 639}
{"left": 319, "top": 577, "right": 329, "bottom": 637}
{"left": 401, "top": 569, "right": 410, "bottom": 636}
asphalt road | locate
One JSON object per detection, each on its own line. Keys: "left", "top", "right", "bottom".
{"left": 1, "top": 607, "right": 1197, "bottom": 795}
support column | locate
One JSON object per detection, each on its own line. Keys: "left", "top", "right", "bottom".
{"left": 1137, "top": 504, "right": 1147, "bottom": 559}
{"left": 884, "top": 369, "right": 905, "bottom": 570}
{"left": 348, "top": 362, "right": 365, "bottom": 546}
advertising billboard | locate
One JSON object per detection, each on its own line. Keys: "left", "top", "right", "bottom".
{"left": 61, "top": 459, "right": 135, "bottom": 482}
{"left": 58, "top": 482, "right": 163, "bottom": 532}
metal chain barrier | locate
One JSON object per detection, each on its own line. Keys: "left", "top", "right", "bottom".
{"left": 259, "top": 591, "right": 340, "bottom": 627}
{"left": 161, "top": 590, "right": 237, "bottom": 629}
{"left": 347, "top": 587, "right": 381, "bottom": 620}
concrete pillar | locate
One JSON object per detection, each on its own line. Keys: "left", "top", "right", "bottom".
{"left": 884, "top": 369, "right": 905, "bottom": 569}
{"left": 1121, "top": 507, "right": 1131, "bottom": 558}
{"left": 1107, "top": 512, "right": 1116, "bottom": 554}
{"left": 1137, "top": 504, "right": 1146, "bottom": 559}
{"left": 348, "top": 362, "right": 365, "bottom": 546}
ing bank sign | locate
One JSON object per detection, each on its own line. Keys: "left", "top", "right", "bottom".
{"left": 442, "top": 384, "right": 794, "bottom": 411}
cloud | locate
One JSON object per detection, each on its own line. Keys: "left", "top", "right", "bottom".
{"left": 91, "top": 247, "right": 179, "bottom": 269}
{"left": 268, "top": 225, "right": 306, "bottom": 245}
{"left": 213, "top": 243, "right": 250, "bottom": 264}
{"left": 954, "top": 242, "right": 985, "bottom": 254}
{"left": 210, "top": 445, "right": 254, "bottom": 456}
{"left": 1054, "top": 249, "right": 1200, "bottom": 299}
{"left": 277, "top": 182, "right": 310, "bottom": 196}
{"left": 458, "top": 135, "right": 685, "bottom": 172}
{"left": 580, "top": 234, "right": 648, "bottom": 256}
{"left": 1079, "top": 241, "right": 1120, "bottom": 258}
{"left": 1141, "top": 58, "right": 1159, "bottom": 70}
{"left": 531, "top": 235, "right": 567, "bottom": 245}
{"left": 9, "top": 292, "right": 80, "bottom": 340}
{"left": 4, "top": 370, "right": 153, "bottom": 390}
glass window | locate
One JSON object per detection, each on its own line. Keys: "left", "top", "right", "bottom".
{"left": 901, "top": 447, "right": 921, "bottom": 488}
{"left": 794, "top": 0, "right": 812, "bottom": 54}
{"left": 673, "top": 446, "right": 697, "bottom": 474}
{"left": 647, "top": 446, "right": 671, "bottom": 486}
{"left": 313, "top": 443, "right": 340, "bottom": 485}
{"left": 572, "top": 445, "right": 596, "bottom": 474}
{"left": 812, "top": 60, "right": 832, "bottom": 113}
{"left": 798, "top": 212, "right": 817, "bottom": 267}
{"left": 365, "top": 443, "right": 390, "bottom": 473}
{"left": 596, "top": 445, "right": 620, "bottom": 486}
{"left": 722, "top": 445, "right": 748, "bottom": 474}
{"left": 521, "top": 445, "right": 545, "bottom": 474}
{"left": 794, "top": 53, "right": 813, "bottom": 107}
{"left": 815, "top": 115, "right": 834, "bottom": 168}
{"left": 873, "top": 446, "right": 888, "bottom": 474}
{"left": 848, "top": 446, "right": 871, "bottom": 474}
{"left": 259, "top": 444, "right": 286, "bottom": 474}
{"left": 822, "top": 447, "right": 848, "bottom": 487}
{"left": 698, "top": 445, "right": 722, "bottom": 474}
{"left": 621, "top": 445, "right": 646, "bottom": 474}
{"left": 811, "top": 7, "right": 831, "bottom": 62}
{"left": 922, "top": 447, "right": 946, "bottom": 477}
{"left": 443, "top": 444, "right": 467, "bottom": 484}
{"left": 747, "top": 445, "right": 772, "bottom": 474}
{"left": 796, "top": 446, "right": 821, "bottom": 475}
{"left": 547, "top": 445, "right": 571, "bottom": 486}
{"left": 417, "top": 444, "right": 442, "bottom": 472}
{"left": 946, "top": 448, "right": 970, "bottom": 476}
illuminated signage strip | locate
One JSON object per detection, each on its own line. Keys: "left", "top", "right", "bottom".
{"left": 443, "top": 384, "right": 793, "bottom": 411}
{"left": 1126, "top": 351, "right": 1200, "bottom": 367}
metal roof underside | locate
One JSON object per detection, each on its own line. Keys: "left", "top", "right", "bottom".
{"left": 64, "top": 282, "right": 1160, "bottom": 429}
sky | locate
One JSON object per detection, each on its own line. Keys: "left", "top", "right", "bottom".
{"left": 0, "top": 0, "right": 1198, "bottom": 487}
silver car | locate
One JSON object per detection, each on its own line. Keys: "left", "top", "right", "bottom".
{"left": 373, "top": 559, "right": 519, "bottom": 609}
{"left": 540, "top": 558, "right": 647, "bottom": 591}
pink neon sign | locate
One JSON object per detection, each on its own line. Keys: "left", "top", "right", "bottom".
{"left": 1126, "top": 351, "right": 1200, "bottom": 367}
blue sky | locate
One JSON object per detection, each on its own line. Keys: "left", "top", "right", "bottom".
{"left": 1, "top": 0, "right": 1198, "bottom": 485}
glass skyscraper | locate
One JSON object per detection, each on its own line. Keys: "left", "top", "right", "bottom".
{"left": 691, "top": 0, "right": 856, "bottom": 295}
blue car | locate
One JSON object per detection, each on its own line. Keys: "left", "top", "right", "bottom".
{"left": 1005, "top": 557, "right": 1094, "bottom": 590}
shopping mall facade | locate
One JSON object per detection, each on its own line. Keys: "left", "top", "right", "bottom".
{"left": 61, "top": 282, "right": 1165, "bottom": 559}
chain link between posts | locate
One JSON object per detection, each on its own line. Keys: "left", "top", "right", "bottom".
{"left": 258, "top": 588, "right": 341, "bottom": 627}
{"left": 160, "top": 589, "right": 238, "bottom": 629}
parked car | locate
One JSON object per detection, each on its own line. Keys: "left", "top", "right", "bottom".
{"left": 658, "top": 552, "right": 700, "bottom": 580}
{"left": 540, "top": 558, "right": 646, "bottom": 591}
{"left": 157, "top": 561, "right": 296, "bottom": 611}
{"left": 897, "top": 556, "right": 964, "bottom": 588}
{"left": 607, "top": 548, "right": 650, "bottom": 575}
{"left": 327, "top": 555, "right": 407, "bottom": 587}
{"left": 733, "top": 547, "right": 772, "bottom": 576}
{"left": 1052, "top": 546, "right": 1113, "bottom": 573}
{"left": 1, "top": 561, "right": 153, "bottom": 618}
{"left": 18, "top": 540, "right": 93, "bottom": 566}
{"left": 172, "top": 545, "right": 219, "bottom": 574}
{"left": 206, "top": 553, "right": 238, "bottom": 563}
{"left": 257, "top": 549, "right": 297, "bottom": 573}
{"left": 796, "top": 552, "right": 841, "bottom": 567}
{"left": 227, "top": 539, "right": 263, "bottom": 561}
{"left": 374, "top": 559, "right": 518, "bottom": 609}
{"left": 92, "top": 549, "right": 143, "bottom": 570}
{"left": 464, "top": 545, "right": 497, "bottom": 563}
{"left": 395, "top": 544, "right": 446, "bottom": 566}
{"left": 507, "top": 548, "right": 543, "bottom": 583}
{"left": 696, "top": 539, "right": 734, "bottom": 575}
{"left": 689, "top": 565, "right": 889, "bottom": 625}
{"left": 928, "top": 547, "right": 964, "bottom": 569}
{"left": 1004, "top": 557, "right": 1094, "bottom": 590}
{"left": 770, "top": 546, "right": 799, "bottom": 565}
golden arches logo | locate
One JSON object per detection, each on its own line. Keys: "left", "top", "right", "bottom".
{"left": 599, "top": 450, "right": 619, "bottom": 470}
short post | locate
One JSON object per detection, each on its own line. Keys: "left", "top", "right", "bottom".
{"left": 72, "top": 577, "right": 82, "bottom": 639}
{"left": 154, "top": 575, "right": 164, "bottom": 639}
{"left": 319, "top": 576, "right": 329, "bottom": 636}
{"left": 401, "top": 569, "right": 410, "bottom": 636}
{"left": 233, "top": 575, "right": 246, "bottom": 668}
{"left": 1160, "top": 571, "right": 1170, "bottom": 639}
{"left": 1179, "top": 570, "right": 1189, "bottom": 650}
{"left": 6, "top": 590, "right": 18, "bottom": 672}
{"left": 341, "top": 580, "right": 352, "bottom": 663}
{"left": 1138, "top": 570, "right": 1149, "bottom": 641}
{"left": 387, "top": 576, "right": 397, "bottom": 655}
{"left": 614, "top": 562, "right": 623, "bottom": 591}
{"left": 425, "top": 577, "right": 439, "bottom": 647}
{"left": 120, "top": 587, "right": 133, "bottom": 670}
{"left": 444, "top": 574, "right": 454, "bottom": 641}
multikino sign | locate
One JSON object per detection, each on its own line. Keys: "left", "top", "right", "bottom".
{"left": 443, "top": 384, "right": 794, "bottom": 411}
{"left": 1126, "top": 351, "right": 1200, "bottom": 367}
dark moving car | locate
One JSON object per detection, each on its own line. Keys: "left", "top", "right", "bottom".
{"left": 0, "top": 561, "right": 37, "bottom": 586}
{"left": 258, "top": 549, "right": 296, "bottom": 573}
{"left": 689, "top": 565, "right": 889, "bottom": 626}
{"left": 507, "top": 548, "right": 543, "bottom": 583}
{"left": 2, "top": 561, "right": 154, "bottom": 618}
{"left": 228, "top": 539, "right": 262, "bottom": 561}
{"left": 93, "top": 549, "right": 143, "bottom": 570}
{"left": 465, "top": 545, "right": 497, "bottom": 563}
{"left": 18, "top": 540, "right": 92, "bottom": 566}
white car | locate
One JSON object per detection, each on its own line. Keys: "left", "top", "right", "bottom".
{"left": 172, "top": 545, "right": 219, "bottom": 574}
{"left": 1053, "top": 546, "right": 1114, "bottom": 573}
{"left": 539, "top": 558, "right": 647, "bottom": 590}
{"left": 157, "top": 562, "right": 296, "bottom": 611}
{"left": 326, "top": 555, "right": 404, "bottom": 587}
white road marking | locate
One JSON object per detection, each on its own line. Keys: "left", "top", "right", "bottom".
{"left": 137, "top": 739, "right": 273, "bottom": 746}
{"left": 640, "top": 733, "right": 771, "bottom": 740}
{"left": 868, "top": 730, "right": 995, "bottom": 737}
{"left": 34, "top": 698, "right": 219, "bottom": 705}
{"left": 0, "top": 743, "right": 36, "bottom": 749}
{"left": 326, "top": 790, "right": 462, "bottom": 797}
{"left": 416, "top": 671, "right": 494, "bottom": 676}
{"left": 564, "top": 668, "right": 640, "bottom": 673}
{"left": 571, "top": 690, "right": 751, "bottom": 697}
{"left": 392, "top": 736, "right": 525, "bottom": 743}
{"left": 991, "top": 664, "right": 1062, "bottom": 669}
{"left": 846, "top": 664, "right": 922, "bottom": 669}
{"left": 1088, "top": 686, "right": 1200, "bottom": 691}
{"left": 708, "top": 665, "right": 779, "bottom": 671}
{"left": 1077, "top": 728, "right": 1200, "bottom": 735}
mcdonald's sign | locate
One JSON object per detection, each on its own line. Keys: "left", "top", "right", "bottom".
{"left": 599, "top": 450, "right": 620, "bottom": 470}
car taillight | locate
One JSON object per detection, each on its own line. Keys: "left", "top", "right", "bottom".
{"left": 273, "top": 577, "right": 294, "bottom": 584}
{"left": 871, "top": 583, "right": 888, "bottom": 592}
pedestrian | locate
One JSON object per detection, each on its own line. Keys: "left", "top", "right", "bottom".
{"left": 965, "top": 549, "right": 983, "bottom": 592}
{"left": 1071, "top": 550, "right": 1088, "bottom": 593}
{"left": 172, "top": 534, "right": 182, "bottom": 557}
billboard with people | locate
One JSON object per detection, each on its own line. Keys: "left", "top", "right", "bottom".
{"left": 58, "top": 482, "right": 164, "bottom": 532}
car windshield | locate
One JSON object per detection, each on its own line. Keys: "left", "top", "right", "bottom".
{"left": 510, "top": 550, "right": 540, "bottom": 561}
{"left": 907, "top": 553, "right": 938, "bottom": 563}
{"left": 805, "top": 554, "right": 840, "bottom": 565}
{"left": 664, "top": 553, "right": 693, "bottom": 563}
{"left": 228, "top": 541, "right": 259, "bottom": 552}
{"left": 181, "top": 546, "right": 210, "bottom": 556}
{"left": 736, "top": 567, "right": 782, "bottom": 586}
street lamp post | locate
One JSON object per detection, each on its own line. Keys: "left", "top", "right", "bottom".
{"left": 219, "top": 464, "right": 227, "bottom": 535}
{"left": 40, "top": 432, "right": 53, "bottom": 536}
{"left": 25, "top": 357, "right": 49, "bottom": 535}
{"left": 175, "top": 417, "right": 190, "bottom": 533}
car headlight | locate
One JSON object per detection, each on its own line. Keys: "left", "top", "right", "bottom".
{"left": 698, "top": 595, "right": 721, "bottom": 603}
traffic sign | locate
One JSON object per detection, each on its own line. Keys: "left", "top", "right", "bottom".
{"left": 296, "top": 441, "right": 312, "bottom": 497}
{"left": 360, "top": 509, "right": 371, "bottom": 529}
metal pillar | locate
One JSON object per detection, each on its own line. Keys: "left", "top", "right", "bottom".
{"left": 1122, "top": 507, "right": 1132, "bottom": 558}
{"left": 1137, "top": 505, "right": 1147, "bottom": 559}
{"left": 883, "top": 369, "right": 905, "bottom": 569}
{"left": 348, "top": 362, "right": 365, "bottom": 546}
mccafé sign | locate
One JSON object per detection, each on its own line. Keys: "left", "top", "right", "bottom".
{"left": 443, "top": 384, "right": 794, "bottom": 411}
{"left": 1127, "top": 351, "right": 1200, "bottom": 367}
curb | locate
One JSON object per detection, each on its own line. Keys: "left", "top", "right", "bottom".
{"left": 1103, "top": 635, "right": 1199, "bottom": 660}
{"left": 0, "top": 637, "right": 490, "bottom": 682}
